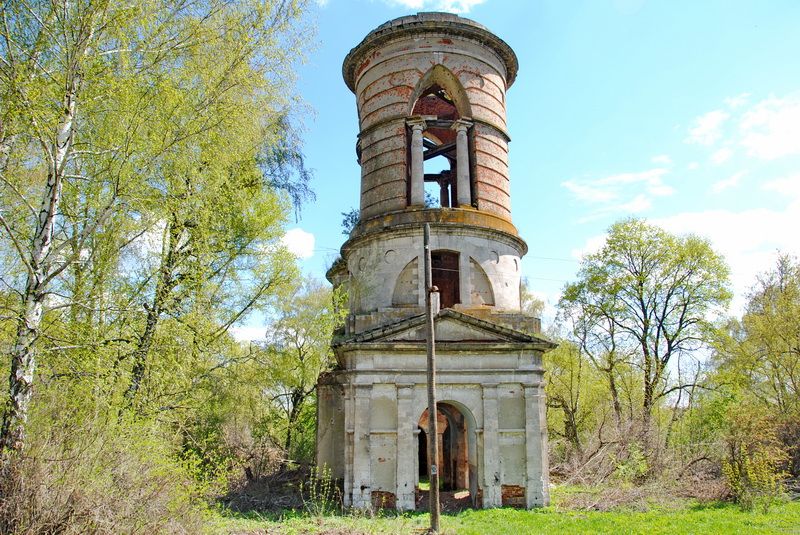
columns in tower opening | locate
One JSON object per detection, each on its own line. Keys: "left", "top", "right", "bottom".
{"left": 406, "top": 116, "right": 473, "bottom": 208}
{"left": 453, "top": 119, "right": 472, "bottom": 207}
{"left": 408, "top": 118, "right": 426, "bottom": 206}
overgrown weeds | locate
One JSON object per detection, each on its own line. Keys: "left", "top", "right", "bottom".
{"left": 722, "top": 408, "right": 788, "bottom": 512}
{"left": 0, "top": 416, "right": 208, "bottom": 534}
{"left": 301, "top": 464, "right": 342, "bottom": 516}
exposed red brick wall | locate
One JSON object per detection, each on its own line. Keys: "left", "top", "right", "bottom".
{"left": 413, "top": 93, "right": 459, "bottom": 120}
{"left": 371, "top": 490, "right": 397, "bottom": 510}
{"left": 501, "top": 484, "right": 526, "bottom": 508}
{"left": 350, "top": 33, "right": 516, "bottom": 222}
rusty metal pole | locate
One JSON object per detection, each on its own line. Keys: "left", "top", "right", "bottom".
{"left": 423, "top": 223, "right": 440, "bottom": 533}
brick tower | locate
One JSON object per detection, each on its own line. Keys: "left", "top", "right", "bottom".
{"left": 317, "top": 12, "right": 554, "bottom": 510}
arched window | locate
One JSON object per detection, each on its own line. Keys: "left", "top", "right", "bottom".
{"left": 407, "top": 66, "right": 473, "bottom": 208}
{"left": 415, "top": 89, "right": 457, "bottom": 208}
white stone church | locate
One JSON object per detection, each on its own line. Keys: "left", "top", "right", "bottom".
{"left": 317, "top": 12, "right": 555, "bottom": 511}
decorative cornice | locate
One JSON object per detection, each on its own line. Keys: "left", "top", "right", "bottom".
{"left": 341, "top": 207, "right": 527, "bottom": 256}
{"left": 358, "top": 115, "right": 510, "bottom": 143}
{"left": 343, "top": 12, "right": 518, "bottom": 93}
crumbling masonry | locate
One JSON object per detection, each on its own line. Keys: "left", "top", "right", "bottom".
{"left": 317, "top": 12, "right": 555, "bottom": 510}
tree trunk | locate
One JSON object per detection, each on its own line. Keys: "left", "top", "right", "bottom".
{"left": 0, "top": 281, "right": 44, "bottom": 454}
{"left": 607, "top": 368, "right": 623, "bottom": 429}
{"left": 283, "top": 388, "right": 305, "bottom": 461}
{"left": 0, "top": 134, "right": 17, "bottom": 173}
{"left": 563, "top": 409, "right": 582, "bottom": 455}
{"left": 125, "top": 221, "right": 180, "bottom": 406}
{"left": 642, "top": 370, "right": 656, "bottom": 451}
{"left": 642, "top": 351, "right": 655, "bottom": 424}
{"left": 125, "top": 302, "right": 161, "bottom": 404}
{"left": 0, "top": 67, "right": 78, "bottom": 455}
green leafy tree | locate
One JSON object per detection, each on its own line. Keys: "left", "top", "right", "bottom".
{"left": 0, "top": 0, "right": 311, "bottom": 457}
{"left": 560, "top": 219, "right": 731, "bottom": 440}
{"left": 720, "top": 398, "right": 788, "bottom": 512}
{"left": 714, "top": 255, "right": 800, "bottom": 475}
{"left": 262, "top": 279, "right": 346, "bottom": 464}
{"left": 730, "top": 255, "right": 799, "bottom": 415}
{"left": 545, "top": 340, "right": 607, "bottom": 458}
{"left": 520, "top": 277, "right": 545, "bottom": 319}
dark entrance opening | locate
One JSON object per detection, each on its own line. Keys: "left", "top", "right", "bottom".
{"left": 416, "top": 402, "right": 478, "bottom": 511}
{"left": 417, "top": 404, "right": 468, "bottom": 491}
{"left": 418, "top": 426, "right": 427, "bottom": 477}
{"left": 432, "top": 251, "right": 459, "bottom": 308}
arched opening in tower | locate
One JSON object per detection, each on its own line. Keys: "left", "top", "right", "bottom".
{"left": 417, "top": 404, "right": 470, "bottom": 494}
{"left": 422, "top": 133, "right": 451, "bottom": 208}
{"left": 432, "top": 250, "right": 460, "bottom": 308}
{"left": 411, "top": 85, "right": 460, "bottom": 208}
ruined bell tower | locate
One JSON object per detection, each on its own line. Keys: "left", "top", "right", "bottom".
{"left": 317, "top": 12, "right": 554, "bottom": 510}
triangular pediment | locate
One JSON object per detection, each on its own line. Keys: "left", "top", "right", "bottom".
{"left": 339, "top": 309, "right": 555, "bottom": 348}
{"left": 388, "top": 315, "right": 508, "bottom": 342}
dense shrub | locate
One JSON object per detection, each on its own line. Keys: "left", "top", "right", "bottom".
{"left": 0, "top": 416, "right": 208, "bottom": 534}
{"left": 721, "top": 406, "right": 787, "bottom": 512}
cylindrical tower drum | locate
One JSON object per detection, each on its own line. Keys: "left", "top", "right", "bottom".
{"left": 331, "top": 13, "right": 530, "bottom": 333}
{"left": 343, "top": 12, "right": 519, "bottom": 226}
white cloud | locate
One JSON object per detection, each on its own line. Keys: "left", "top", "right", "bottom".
{"left": 281, "top": 228, "right": 315, "bottom": 259}
{"left": 710, "top": 147, "right": 733, "bottom": 165}
{"left": 122, "top": 219, "right": 166, "bottom": 275}
{"left": 561, "top": 180, "right": 618, "bottom": 203}
{"left": 687, "top": 162, "right": 700, "bottom": 170}
{"left": 651, "top": 154, "right": 672, "bottom": 165}
{"left": 589, "top": 168, "right": 673, "bottom": 196}
{"left": 762, "top": 174, "right": 800, "bottom": 197}
{"left": 686, "top": 93, "right": 800, "bottom": 165}
{"left": 565, "top": 168, "right": 673, "bottom": 222}
{"left": 230, "top": 325, "right": 267, "bottom": 342}
{"left": 711, "top": 171, "right": 745, "bottom": 194}
{"left": 687, "top": 110, "right": 730, "bottom": 145}
{"left": 724, "top": 93, "right": 751, "bottom": 108}
{"left": 138, "top": 221, "right": 165, "bottom": 256}
{"left": 619, "top": 194, "right": 652, "bottom": 212}
{"left": 568, "top": 185, "right": 800, "bottom": 315}
{"left": 739, "top": 95, "right": 800, "bottom": 160}
{"left": 570, "top": 233, "right": 607, "bottom": 261}
{"left": 383, "top": 0, "right": 487, "bottom": 13}
{"left": 653, "top": 203, "right": 800, "bottom": 314}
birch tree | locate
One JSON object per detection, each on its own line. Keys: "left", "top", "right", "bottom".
{"left": 0, "top": 0, "right": 311, "bottom": 457}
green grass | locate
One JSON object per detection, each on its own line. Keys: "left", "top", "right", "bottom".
{"left": 213, "top": 493, "right": 800, "bottom": 534}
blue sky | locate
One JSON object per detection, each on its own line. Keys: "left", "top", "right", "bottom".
{"left": 253, "top": 0, "right": 800, "bottom": 338}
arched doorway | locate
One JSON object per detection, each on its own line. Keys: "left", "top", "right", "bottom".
{"left": 417, "top": 402, "right": 478, "bottom": 508}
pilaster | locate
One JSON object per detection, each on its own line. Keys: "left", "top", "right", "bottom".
{"left": 395, "top": 384, "right": 416, "bottom": 510}
{"left": 481, "top": 383, "right": 501, "bottom": 507}
{"left": 352, "top": 384, "right": 373, "bottom": 508}
{"left": 343, "top": 386, "right": 354, "bottom": 507}
{"left": 524, "top": 384, "right": 550, "bottom": 507}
